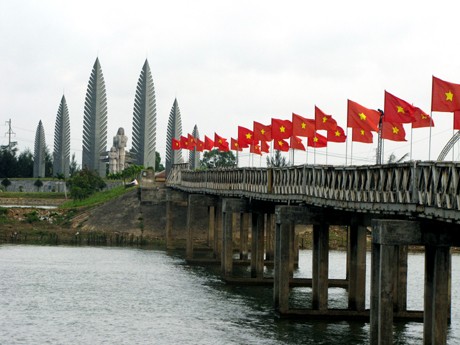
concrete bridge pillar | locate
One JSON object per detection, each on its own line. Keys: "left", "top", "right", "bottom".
{"left": 251, "top": 212, "right": 265, "bottom": 278}
{"left": 370, "top": 219, "right": 422, "bottom": 345}
{"left": 348, "top": 221, "right": 367, "bottom": 311}
{"left": 312, "top": 223, "right": 329, "bottom": 310}
{"left": 221, "top": 198, "right": 247, "bottom": 277}
{"left": 213, "top": 199, "right": 223, "bottom": 259}
{"left": 265, "top": 213, "right": 275, "bottom": 261}
{"left": 239, "top": 212, "right": 250, "bottom": 260}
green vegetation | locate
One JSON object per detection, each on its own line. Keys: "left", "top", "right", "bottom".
{"left": 0, "top": 192, "right": 66, "bottom": 199}
{"left": 200, "top": 149, "right": 237, "bottom": 169}
{"left": 1, "top": 178, "right": 11, "bottom": 191}
{"left": 266, "top": 150, "right": 289, "bottom": 167}
{"left": 60, "top": 185, "right": 132, "bottom": 209}
{"left": 67, "top": 168, "right": 106, "bottom": 201}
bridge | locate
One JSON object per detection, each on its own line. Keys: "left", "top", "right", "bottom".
{"left": 163, "top": 161, "right": 460, "bottom": 345}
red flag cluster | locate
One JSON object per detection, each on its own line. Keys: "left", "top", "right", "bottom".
{"left": 171, "top": 75, "right": 460, "bottom": 154}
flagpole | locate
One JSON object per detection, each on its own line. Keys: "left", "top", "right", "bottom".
{"left": 410, "top": 125, "right": 413, "bottom": 161}
{"left": 326, "top": 146, "right": 328, "bottom": 165}
{"left": 314, "top": 147, "right": 316, "bottom": 165}
{"left": 345, "top": 127, "right": 349, "bottom": 166}
{"left": 429, "top": 112, "right": 433, "bottom": 160}
{"left": 351, "top": 142, "right": 353, "bottom": 165}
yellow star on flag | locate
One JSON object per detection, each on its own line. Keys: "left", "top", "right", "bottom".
{"left": 421, "top": 114, "right": 427, "bottom": 120}
{"left": 301, "top": 122, "right": 306, "bottom": 129}
{"left": 358, "top": 112, "right": 367, "bottom": 121}
{"left": 335, "top": 130, "right": 341, "bottom": 137}
{"left": 392, "top": 126, "right": 399, "bottom": 134}
{"left": 280, "top": 126, "right": 286, "bottom": 133}
{"left": 313, "top": 137, "right": 318, "bottom": 142}
{"left": 322, "top": 116, "right": 328, "bottom": 123}
{"left": 278, "top": 140, "right": 283, "bottom": 146}
{"left": 218, "top": 139, "right": 222, "bottom": 144}
{"left": 245, "top": 133, "right": 252, "bottom": 139}
{"left": 397, "top": 106, "right": 405, "bottom": 113}
{"left": 260, "top": 129, "right": 265, "bottom": 135}
{"left": 360, "top": 129, "right": 365, "bottom": 135}
{"left": 446, "top": 91, "right": 454, "bottom": 102}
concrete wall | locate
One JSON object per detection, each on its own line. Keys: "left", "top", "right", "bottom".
{"left": 1, "top": 179, "right": 123, "bottom": 193}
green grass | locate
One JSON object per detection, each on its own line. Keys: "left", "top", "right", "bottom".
{"left": 59, "top": 186, "right": 134, "bottom": 209}
{"left": 0, "top": 192, "right": 67, "bottom": 199}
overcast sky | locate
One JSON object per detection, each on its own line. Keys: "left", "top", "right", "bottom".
{"left": 2, "top": 0, "right": 460, "bottom": 167}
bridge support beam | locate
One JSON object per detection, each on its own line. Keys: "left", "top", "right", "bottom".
{"left": 251, "top": 212, "right": 265, "bottom": 278}
{"left": 213, "top": 199, "right": 223, "bottom": 259}
{"left": 239, "top": 212, "right": 249, "bottom": 260}
{"left": 348, "top": 222, "right": 367, "bottom": 311}
{"left": 370, "top": 219, "right": 422, "bottom": 345}
{"left": 221, "top": 198, "right": 248, "bottom": 277}
{"left": 312, "top": 223, "right": 329, "bottom": 310}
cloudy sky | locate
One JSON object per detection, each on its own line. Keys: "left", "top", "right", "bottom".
{"left": 2, "top": 0, "right": 460, "bottom": 167}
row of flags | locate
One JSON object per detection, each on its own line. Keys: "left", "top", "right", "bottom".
{"left": 172, "top": 76, "right": 460, "bottom": 154}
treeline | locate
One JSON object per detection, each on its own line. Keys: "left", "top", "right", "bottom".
{"left": 0, "top": 146, "right": 78, "bottom": 178}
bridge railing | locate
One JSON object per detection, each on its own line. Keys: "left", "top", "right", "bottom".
{"left": 166, "top": 161, "right": 460, "bottom": 215}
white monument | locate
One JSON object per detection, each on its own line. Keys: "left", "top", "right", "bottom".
{"left": 109, "top": 127, "right": 128, "bottom": 174}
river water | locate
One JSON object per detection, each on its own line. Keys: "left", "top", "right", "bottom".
{"left": 0, "top": 245, "right": 458, "bottom": 344}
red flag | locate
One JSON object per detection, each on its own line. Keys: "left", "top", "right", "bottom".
{"left": 253, "top": 121, "right": 272, "bottom": 141}
{"left": 308, "top": 132, "right": 327, "bottom": 148}
{"left": 381, "top": 122, "right": 406, "bottom": 142}
{"left": 260, "top": 140, "right": 270, "bottom": 153}
{"left": 214, "top": 133, "right": 229, "bottom": 151}
{"left": 231, "top": 137, "right": 242, "bottom": 151}
{"left": 352, "top": 128, "right": 373, "bottom": 143}
{"left": 271, "top": 118, "right": 293, "bottom": 140}
{"left": 290, "top": 136, "right": 306, "bottom": 151}
{"left": 172, "top": 138, "right": 181, "bottom": 150}
{"left": 347, "top": 99, "right": 380, "bottom": 132}
{"left": 454, "top": 111, "right": 460, "bottom": 130}
{"left": 250, "top": 142, "right": 262, "bottom": 155}
{"left": 204, "top": 135, "right": 214, "bottom": 150}
{"left": 431, "top": 76, "right": 460, "bottom": 112}
{"left": 327, "top": 126, "right": 347, "bottom": 143}
{"left": 188, "top": 134, "right": 197, "bottom": 148}
{"left": 412, "top": 107, "right": 434, "bottom": 128}
{"left": 237, "top": 126, "right": 253, "bottom": 148}
{"left": 315, "top": 106, "right": 337, "bottom": 131}
{"left": 195, "top": 139, "right": 204, "bottom": 152}
{"left": 273, "top": 139, "right": 289, "bottom": 152}
{"left": 383, "top": 91, "right": 416, "bottom": 123}
{"left": 180, "top": 135, "right": 193, "bottom": 150}
{"left": 292, "top": 113, "right": 315, "bottom": 137}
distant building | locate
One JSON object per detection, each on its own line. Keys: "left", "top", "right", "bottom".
{"left": 131, "top": 59, "right": 157, "bottom": 169}
{"left": 165, "top": 98, "right": 183, "bottom": 175}
{"left": 53, "top": 95, "right": 71, "bottom": 177}
{"left": 189, "top": 124, "right": 200, "bottom": 169}
{"left": 33, "top": 120, "right": 46, "bottom": 178}
{"left": 82, "top": 57, "right": 108, "bottom": 176}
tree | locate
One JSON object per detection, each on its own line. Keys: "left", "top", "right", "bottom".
{"left": 34, "top": 179, "right": 43, "bottom": 192}
{"left": 67, "top": 168, "right": 107, "bottom": 201}
{"left": 1, "top": 178, "right": 11, "bottom": 191}
{"left": 69, "top": 153, "right": 79, "bottom": 177}
{"left": 17, "top": 149, "right": 33, "bottom": 177}
{"left": 266, "top": 150, "right": 289, "bottom": 167}
{"left": 44, "top": 145, "right": 53, "bottom": 177}
{"left": 155, "top": 152, "right": 165, "bottom": 172}
{"left": 121, "top": 164, "right": 143, "bottom": 184}
{"left": 200, "top": 149, "right": 237, "bottom": 169}
{"left": 0, "top": 146, "right": 18, "bottom": 178}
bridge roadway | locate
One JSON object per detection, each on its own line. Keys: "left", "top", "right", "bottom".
{"left": 164, "top": 161, "right": 460, "bottom": 345}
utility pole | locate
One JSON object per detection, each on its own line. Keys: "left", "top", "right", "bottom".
{"left": 2, "top": 119, "right": 17, "bottom": 150}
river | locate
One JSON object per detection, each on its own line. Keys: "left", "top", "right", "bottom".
{"left": 0, "top": 245, "right": 458, "bottom": 344}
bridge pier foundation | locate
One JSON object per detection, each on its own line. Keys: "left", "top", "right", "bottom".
{"left": 348, "top": 221, "right": 367, "bottom": 311}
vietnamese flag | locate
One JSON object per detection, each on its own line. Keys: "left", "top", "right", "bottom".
{"left": 250, "top": 142, "right": 262, "bottom": 155}
{"left": 412, "top": 107, "right": 434, "bottom": 129}
{"left": 253, "top": 121, "right": 272, "bottom": 141}
{"left": 260, "top": 140, "right": 270, "bottom": 153}
{"left": 308, "top": 132, "right": 327, "bottom": 148}
{"left": 274, "top": 138, "right": 289, "bottom": 152}
{"left": 292, "top": 113, "right": 315, "bottom": 137}
{"left": 204, "top": 135, "right": 214, "bottom": 150}
{"left": 196, "top": 139, "right": 204, "bottom": 152}
{"left": 315, "top": 106, "right": 337, "bottom": 131}
{"left": 431, "top": 76, "right": 460, "bottom": 112}
{"left": 231, "top": 137, "right": 242, "bottom": 151}
{"left": 238, "top": 126, "right": 253, "bottom": 148}
{"left": 180, "top": 135, "right": 192, "bottom": 150}
{"left": 271, "top": 118, "right": 292, "bottom": 140}
{"left": 383, "top": 91, "right": 416, "bottom": 123}
{"left": 327, "top": 126, "right": 347, "bottom": 143}
{"left": 290, "top": 136, "right": 306, "bottom": 151}
{"left": 188, "top": 133, "right": 197, "bottom": 148}
{"left": 454, "top": 111, "right": 460, "bottom": 130}
{"left": 172, "top": 138, "right": 181, "bottom": 150}
{"left": 352, "top": 128, "right": 373, "bottom": 143}
{"left": 381, "top": 122, "right": 407, "bottom": 142}
{"left": 214, "top": 133, "right": 229, "bottom": 151}
{"left": 347, "top": 99, "right": 380, "bottom": 132}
